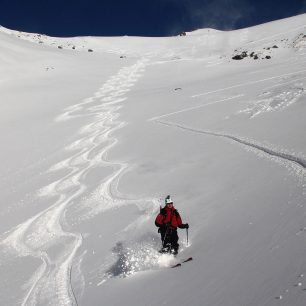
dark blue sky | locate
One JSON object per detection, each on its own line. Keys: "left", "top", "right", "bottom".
{"left": 0, "top": 0, "right": 306, "bottom": 37}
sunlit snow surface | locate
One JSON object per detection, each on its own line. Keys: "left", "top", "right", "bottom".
{"left": 1, "top": 13, "right": 306, "bottom": 306}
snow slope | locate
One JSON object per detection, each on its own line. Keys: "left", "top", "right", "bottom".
{"left": 0, "top": 13, "right": 306, "bottom": 306}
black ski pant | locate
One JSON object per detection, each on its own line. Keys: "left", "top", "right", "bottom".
{"left": 160, "top": 227, "right": 179, "bottom": 251}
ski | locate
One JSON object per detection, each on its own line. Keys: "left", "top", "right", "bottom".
{"left": 171, "top": 263, "right": 182, "bottom": 268}
{"left": 182, "top": 257, "right": 193, "bottom": 263}
{"left": 171, "top": 257, "right": 193, "bottom": 268}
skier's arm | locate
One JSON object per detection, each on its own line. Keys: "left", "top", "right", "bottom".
{"left": 176, "top": 211, "right": 189, "bottom": 229}
{"left": 155, "top": 214, "right": 165, "bottom": 227}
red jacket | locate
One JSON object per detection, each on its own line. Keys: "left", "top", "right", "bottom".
{"left": 155, "top": 206, "right": 184, "bottom": 230}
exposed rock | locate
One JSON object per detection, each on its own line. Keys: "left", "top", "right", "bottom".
{"left": 232, "top": 55, "right": 243, "bottom": 60}
{"left": 232, "top": 51, "right": 248, "bottom": 60}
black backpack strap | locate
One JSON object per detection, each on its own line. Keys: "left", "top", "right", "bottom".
{"left": 160, "top": 207, "right": 167, "bottom": 216}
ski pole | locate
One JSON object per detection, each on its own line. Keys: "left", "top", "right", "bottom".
{"left": 186, "top": 228, "right": 189, "bottom": 246}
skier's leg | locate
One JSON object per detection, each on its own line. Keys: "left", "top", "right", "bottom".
{"left": 170, "top": 230, "right": 179, "bottom": 254}
{"left": 163, "top": 229, "right": 172, "bottom": 250}
{"left": 159, "top": 228, "right": 170, "bottom": 252}
{"left": 160, "top": 228, "right": 166, "bottom": 245}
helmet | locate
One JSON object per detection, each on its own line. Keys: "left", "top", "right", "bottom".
{"left": 165, "top": 195, "right": 173, "bottom": 204}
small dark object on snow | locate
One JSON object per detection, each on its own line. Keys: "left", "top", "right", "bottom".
{"left": 272, "top": 45, "right": 278, "bottom": 48}
{"left": 232, "top": 54, "right": 244, "bottom": 60}
{"left": 171, "top": 263, "right": 181, "bottom": 268}
{"left": 72, "top": 46, "right": 76, "bottom": 50}
{"left": 179, "top": 32, "right": 186, "bottom": 36}
{"left": 88, "top": 49, "right": 93, "bottom": 52}
{"left": 120, "top": 55, "right": 126, "bottom": 58}
{"left": 175, "top": 88, "right": 182, "bottom": 91}
{"left": 232, "top": 51, "right": 248, "bottom": 60}
{"left": 265, "top": 55, "right": 271, "bottom": 59}
{"left": 254, "top": 54, "right": 259, "bottom": 60}
{"left": 58, "top": 46, "right": 63, "bottom": 49}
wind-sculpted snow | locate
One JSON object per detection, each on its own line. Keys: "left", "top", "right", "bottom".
{"left": 239, "top": 82, "right": 305, "bottom": 118}
{"left": 0, "top": 59, "right": 154, "bottom": 306}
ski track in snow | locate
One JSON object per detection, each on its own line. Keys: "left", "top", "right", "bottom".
{"left": 191, "top": 69, "right": 306, "bottom": 98}
{"left": 148, "top": 94, "right": 244, "bottom": 122}
{"left": 0, "top": 58, "right": 154, "bottom": 306}
{"left": 150, "top": 67, "right": 306, "bottom": 187}
{"left": 155, "top": 120, "right": 306, "bottom": 187}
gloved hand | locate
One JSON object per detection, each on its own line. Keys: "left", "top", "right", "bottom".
{"left": 183, "top": 223, "right": 189, "bottom": 229}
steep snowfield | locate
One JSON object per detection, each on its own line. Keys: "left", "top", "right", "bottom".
{"left": 0, "top": 13, "right": 306, "bottom": 306}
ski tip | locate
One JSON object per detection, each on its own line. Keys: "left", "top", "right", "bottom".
{"left": 183, "top": 257, "right": 193, "bottom": 262}
{"left": 171, "top": 263, "right": 182, "bottom": 268}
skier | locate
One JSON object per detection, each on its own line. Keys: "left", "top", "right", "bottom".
{"left": 155, "top": 195, "right": 189, "bottom": 255}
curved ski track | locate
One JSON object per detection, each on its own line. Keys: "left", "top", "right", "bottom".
{"left": 0, "top": 59, "right": 148, "bottom": 306}
{"left": 156, "top": 120, "right": 306, "bottom": 184}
